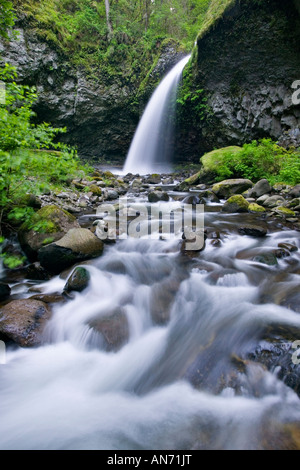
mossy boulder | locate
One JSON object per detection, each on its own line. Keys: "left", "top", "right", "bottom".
{"left": 248, "top": 203, "right": 266, "bottom": 213}
{"left": 38, "top": 228, "right": 104, "bottom": 274}
{"left": 88, "top": 184, "right": 102, "bottom": 196}
{"left": 222, "top": 195, "right": 249, "bottom": 213}
{"left": 64, "top": 267, "right": 91, "bottom": 293}
{"left": 18, "top": 205, "right": 80, "bottom": 261}
{"left": 275, "top": 207, "right": 296, "bottom": 218}
{"left": 201, "top": 146, "right": 242, "bottom": 175}
{"left": 212, "top": 179, "right": 253, "bottom": 199}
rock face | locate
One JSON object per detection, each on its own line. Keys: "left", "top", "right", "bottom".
{"left": 38, "top": 228, "right": 104, "bottom": 273}
{"left": 0, "top": 299, "right": 51, "bottom": 347}
{"left": 0, "top": 28, "right": 183, "bottom": 163}
{"left": 176, "top": 0, "right": 300, "bottom": 161}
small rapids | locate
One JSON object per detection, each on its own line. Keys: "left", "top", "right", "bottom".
{"left": 0, "top": 208, "right": 300, "bottom": 450}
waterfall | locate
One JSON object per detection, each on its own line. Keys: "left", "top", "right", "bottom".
{"left": 123, "top": 55, "right": 191, "bottom": 175}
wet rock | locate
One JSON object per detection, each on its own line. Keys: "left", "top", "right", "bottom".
{"left": 274, "top": 207, "right": 296, "bottom": 218}
{"left": 253, "top": 252, "right": 278, "bottom": 266}
{"left": 278, "top": 243, "right": 298, "bottom": 253}
{"left": 38, "top": 228, "right": 104, "bottom": 274}
{"left": 238, "top": 225, "right": 268, "bottom": 237}
{"left": 146, "top": 174, "right": 161, "bottom": 184}
{"left": 0, "top": 283, "right": 11, "bottom": 301}
{"left": 148, "top": 191, "right": 169, "bottom": 203}
{"left": 263, "top": 196, "right": 286, "bottom": 209}
{"left": 248, "top": 179, "right": 272, "bottom": 198}
{"left": 256, "top": 194, "right": 271, "bottom": 205}
{"left": 248, "top": 203, "right": 266, "bottom": 213}
{"left": 89, "top": 308, "right": 129, "bottom": 351}
{"left": 212, "top": 179, "right": 253, "bottom": 199}
{"left": 290, "top": 184, "right": 300, "bottom": 198}
{"left": 24, "top": 262, "right": 51, "bottom": 281}
{"left": 0, "top": 299, "right": 51, "bottom": 347}
{"left": 106, "top": 190, "right": 119, "bottom": 201}
{"left": 29, "top": 294, "right": 66, "bottom": 304}
{"left": 222, "top": 195, "right": 249, "bottom": 213}
{"left": 18, "top": 205, "right": 80, "bottom": 261}
{"left": 64, "top": 267, "right": 91, "bottom": 293}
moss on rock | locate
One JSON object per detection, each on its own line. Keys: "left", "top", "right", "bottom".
{"left": 248, "top": 203, "right": 266, "bottom": 213}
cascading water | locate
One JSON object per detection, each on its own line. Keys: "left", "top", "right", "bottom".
{"left": 123, "top": 55, "right": 191, "bottom": 175}
{"left": 0, "top": 204, "right": 300, "bottom": 450}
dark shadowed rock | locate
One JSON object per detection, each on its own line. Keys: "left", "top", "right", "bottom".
{"left": 290, "top": 185, "right": 300, "bottom": 198}
{"left": 38, "top": 228, "right": 104, "bottom": 274}
{"left": 0, "top": 299, "right": 51, "bottom": 347}
{"left": 0, "top": 283, "right": 11, "bottom": 302}
{"left": 238, "top": 225, "right": 268, "bottom": 237}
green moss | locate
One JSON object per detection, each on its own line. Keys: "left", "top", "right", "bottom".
{"left": 88, "top": 184, "right": 102, "bottom": 196}
{"left": 201, "top": 146, "right": 242, "bottom": 180}
{"left": 275, "top": 207, "right": 296, "bottom": 217}
{"left": 196, "top": 0, "right": 237, "bottom": 42}
{"left": 223, "top": 195, "right": 250, "bottom": 212}
{"left": 248, "top": 203, "right": 266, "bottom": 213}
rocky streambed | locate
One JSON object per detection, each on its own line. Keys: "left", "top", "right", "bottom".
{"left": 0, "top": 170, "right": 300, "bottom": 450}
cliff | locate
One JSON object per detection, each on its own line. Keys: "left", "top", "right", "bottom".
{"left": 176, "top": 0, "right": 300, "bottom": 162}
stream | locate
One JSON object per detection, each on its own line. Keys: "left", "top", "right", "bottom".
{"left": 0, "top": 194, "right": 299, "bottom": 450}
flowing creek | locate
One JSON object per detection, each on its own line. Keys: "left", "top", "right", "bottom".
{"left": 0, "top": 189, "right": 299, "bottom": 450}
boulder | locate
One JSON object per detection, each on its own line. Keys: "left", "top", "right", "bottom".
{"left": 146, "top": 174, "right": 161, "bottom": 184}
{"left": 0, "top": 299, "right": 51, "bottom": 347}
{"left": 222, "top": 195, "right": 249, "bottom": 213}
{"left": 290, "top": 184, "right": 300, "bottom": 198}
{"left": 248, "top": 179, "right": 272, "bottom": 198}
{"left": 18, "top": 205, "right": 80, "bottom": 260}
{"left": 263, "top": 196, "right": 286, "bottom": 208}
{"left": 148, "top": 191, "right": 169, "bottom": 203}
{"left": 238, "top": 225, "right": 268, "bottom": 237}
{"left": 38, "top": 228, "right": 104, "bottom": 274}
{"left": 248, "top": 203, "right": 266, "bottom": 213}
{"left": 64, "top": 267, "right": 91, "bottom": 293}
{"left": 88, "top": 184, "right": 102, "bottom": 196}
{"left": 212, "top": 179, "right": 253, "bottom": 199}
{"left": 274, "top": 207, "right": 296, "bottom": 218}
{"left": 106, "top": 190, "right": 119, "bottom": 201}
{"left": 0, "top": 283, "right": 11, "bottom": 302}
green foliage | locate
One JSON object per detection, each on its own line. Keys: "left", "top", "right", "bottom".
{"left": 12, "top": 0, "right": 212, "bottom": 85}
{"left": 176, "top": 60, "right": 212, "bottom": 126}
{"left": 0, "top": 0, "right": 16, "bottom": 38}
{"left": 201, "top": 139, "right": 300, "bottom": 185}
{"left": 0, "top": 62, "right": 91, "bottom": 238}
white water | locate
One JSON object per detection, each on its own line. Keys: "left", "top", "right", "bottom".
{"left": 0, "top": 211, "right": 300, "bottom": 450}
{"left": 123, "top": 55, "right": 191, "bottom": 175}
